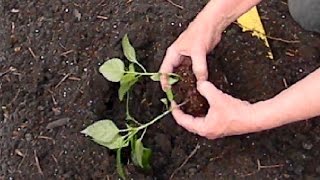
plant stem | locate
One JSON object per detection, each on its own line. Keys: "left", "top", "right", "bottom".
{"left": 125, "top": 71, "right": 157, "bottom": 76}
{"left": 125, "top": 71, "right": 180, "bottom": 78}
{"left": 126, "top": 92, "right": 142, "bottom": 125}
{"left": 136, "top": 100, "right": 188, "bottom": 131}
{"left": 119, "top": 128, "right": 132, "bottom": 133}
{"left": 137, "top": 110, "right": 171, "bottom": 131}
{"left": 136, "top": 62, "right": 147, "bottom": 73}
{"left": 139, "top": 128, "right": 147, "bottom": 141}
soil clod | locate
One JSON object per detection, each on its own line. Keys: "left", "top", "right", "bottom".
{"left": 172, "top": 56, "right": 209, "bottom": 117}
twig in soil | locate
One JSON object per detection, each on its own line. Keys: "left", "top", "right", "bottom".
{"left": 233, "top": 22, "right": 300, "bottom": 44}
{"left": 17, "top": 150, "right": 28, "bottom": 171}
{"left": 166, "top": 0, "right": 184, "bottom": 9}
{"left": 0, "top": 67, "right": 16, "bottom": 78}
{"left": 55, "top": 73, "right": 71, "bottom": 89}
{"left": 28, "top": 47, "right": 38, "bottom": 60}
{"left": 267, "top": 36, "right": 300, "bottom": 44}
{"left": 47, "top": 90, "right": 58, "bottom": 105}
{"left": 15, "top": 149, "right": 25, "bottom": 157}
{"left": 60, "top": 50, "right": 74, "bottom": 57}
{"left": 51, "top": 155, "right": 58, "bottom": 165}
{"left": 239, "top": 159, "right": 284, "bottom": 177}
{"left": 8, "top": 89, "right": 21, "bottom": 106}
{"left": 37, "top": 136, "right": 56, "bottom": 144}
{"left": 282, "top": 78, "right": 288, "bottom": 88}
{"left": 68, "top": 76, "right": 81, "bottom": 81}
{"left": 257, "top": 159, "right": 284, "bottom": 170}
{"left": 34, "top": 150, "right": 43, "bottom": 176}
{"left": 97, "top": 15, "right": 108, "bottom": 20}
{"left": 169, "top": 143, "right": 200, "bottom": 180}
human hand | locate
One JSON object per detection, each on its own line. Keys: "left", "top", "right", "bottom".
{"left": 159, "top": 11, "right": 224, "bottom": 90}
{"left": 172, "top": 81, "right": 263, "bottom": 140}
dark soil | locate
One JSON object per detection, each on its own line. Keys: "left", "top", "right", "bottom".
{"left": 172, "top": 56, "right": 209, "bottom": 117}
{"left": 1, "top": 0, "right": 320, "bottom": 179}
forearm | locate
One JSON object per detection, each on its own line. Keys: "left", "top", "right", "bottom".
{"left": 197, "top": 0, "right": 263, "bottom": 32}
{"left": 254, "top": 68, "right": 320, "bottom": 130}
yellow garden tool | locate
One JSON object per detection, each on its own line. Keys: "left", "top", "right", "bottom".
{"left": 237, "top": 6, "right": 274, "bottom": 59}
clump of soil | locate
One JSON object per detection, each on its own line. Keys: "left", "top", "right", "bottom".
{"left": 172, "top": 56, "right": 209, "bottom": 117}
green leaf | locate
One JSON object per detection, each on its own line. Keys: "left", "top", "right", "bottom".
{"left": 168, "top": 76, "right": 179, "bottom": 85}
{"left": 130, "top": 135, "right": 139, "bottom": 166}
{"left": 81, "top": 120, "right": 119, "bottom": 143}
{"left": 141, "top": 147, "right": 152, "bottom": 170}
{"left": 117, "top": 148, "right": 126, "bottom": 179}
{"left": 160, "top": 98, "right": 168, "bottom": 110}
{"left": 150, "top": 74, "right": 160, "bottom": 81}
{"left": 132, "top": 140, "right": 152, "bottom": 169}
{"left": 122, "top": 34, "right": 137, "bottom": 63}
{"left": 165, "top": 89, "right": 174, "bottom": 102}
{"left": 99, "top": 58, "right": 124, "bottom": 82}
{"left": 119, "top": 74, "right": 139, "bottom": 101}
{"left": 93, "top": 134, "right": 129, "bottom": 150}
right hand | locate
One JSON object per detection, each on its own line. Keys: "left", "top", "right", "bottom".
{"left": 159, "top": 10, "right": 224, "bottom": 90}
{"left": 172, "top": 81, "right": 262, "bottom": 140}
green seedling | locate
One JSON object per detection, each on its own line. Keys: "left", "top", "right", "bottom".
{"left": 99, "top": 34, "right": 179, "bottom": 101}
{"left": 82, "top": 34, "right": 181, "bottom": 179}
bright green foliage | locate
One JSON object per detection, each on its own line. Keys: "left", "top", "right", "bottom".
{"left": 117, "top": 149, "right": 126, "bottom": 179}
{"left": 99, "top": 58, "right": 124, "bottom": 82}
{"left": 122, "top": 34, "right": 137, "bottom": 63}
{"left": 119, "top": 74, "right": 138, "bottom": 101}
{"left": 150, "top": 73, "right": 160, "bottom": 81}
{"left": 81, "top": 120, "right": 120, "bottom": 143}
{"left": 132, "top": 139, "right": 152, "bottom": 169}
{"left": 168, "top": 76, "right": 179, "bottom": 85}
{"left": 160, "top": 98, "right": 169, "bottom": 110}
{"left": 83, "top": 34, "right": 182, "bottom": 179}
{"left": 165, "top": 89, "right": 174, "bottom": 102}
{"left": 93, "top": 135, "right": 128, "bottom": 150}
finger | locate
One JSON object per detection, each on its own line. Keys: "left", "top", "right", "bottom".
{"left": 172, "top": 102, "right": 207, "bottom": 134}
{"left": 197, "top": 81, "right": 224, "bottom": 106}
{"left": 172, "top": 107, "right": 197, "bottom": 133}
{"left": 191, "top": 50, "right": 208, "bottom": 81}
{"left": 159, "top": 48, "right": 180, "bottom": 91}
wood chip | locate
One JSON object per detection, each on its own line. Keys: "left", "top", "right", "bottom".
{"left": 46, "top": 118, "right": 70, "bottom": 129}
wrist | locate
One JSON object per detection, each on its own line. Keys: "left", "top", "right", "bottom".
{"left": 197, "top": 0, "right": 262, "bottom": 32}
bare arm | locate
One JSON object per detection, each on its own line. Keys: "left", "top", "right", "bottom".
{"left": 254, "top": 68, "right": 320, "bottom": 131}
{"left": 161, "top": 0, "right": 320, "bottom": 139}
{"left": 199, "top": 0, "right": 263, "bottom": 31}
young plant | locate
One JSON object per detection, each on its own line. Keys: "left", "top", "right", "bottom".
{"left": 82, "top": 34, "right": 180, "bottom": 179}
{"left": 98, "top": 34, "right": 179, "bottom": 101}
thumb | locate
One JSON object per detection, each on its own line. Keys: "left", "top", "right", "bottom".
{"left": 197, "top": 81, "right": 224, "bottom": 105}
{"left": 191, "top": 52, "right": 208, "bottom": 81}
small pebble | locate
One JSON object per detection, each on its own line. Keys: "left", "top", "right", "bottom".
{"left": 302, "top": 141, "right": 313, "bottom": 150}
{"left": 188, "top": 167, "right": 197, "bottom": 176}
{"left": 25, "top": 133, "right": 32, "bottom": 141}
{"left": 37, "top": 106, "right": 45, "bottom": 111}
